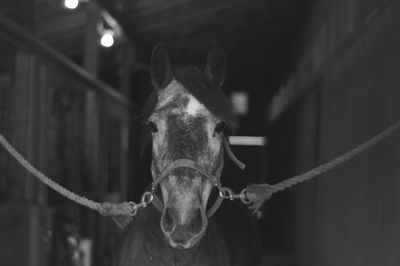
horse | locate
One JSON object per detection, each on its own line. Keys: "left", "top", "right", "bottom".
{"left": 115, "top": 42, "right": 261, "bottom": 266}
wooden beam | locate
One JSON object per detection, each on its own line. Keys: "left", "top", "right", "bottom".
{"left": 36, "top": 64, "right": 48, "bottom": 205}
{"left": 116, "top": 44, "right": 134, "bottom": 200}
{"left": 39, "top": 29, "right": 84, "bottom": 49}
{"left": 135, "top": 3, "right": 289, "bottom": 38}
{"left": 0, "top": 14, "right": 133, "bottom": 108}
{"left": 133, "top": 3, "right": 249, "bottom": 34}
{"left": 131, "top": 0, "right": 199, "bottom": 15}
{"left": 36, "top": 13, "right": 86, "bottom": 37}
{"left": 83, "top": 2, "right": 101, "bottom": 192}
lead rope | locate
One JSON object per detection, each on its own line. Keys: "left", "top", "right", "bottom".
{"left": 244, "top": 119, "right": 400, "bottom": 212}
{"left": 1, "top": 119, "right": 400, "bottom": 217}
{"left": 0, "top": 133, "right": 139, "bottom": 217}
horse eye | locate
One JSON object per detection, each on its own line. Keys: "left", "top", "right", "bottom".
{"left": 214, "top": 122, "right": 226, "bottom": 134}
{"left": 148, "top": 122, "right": 158, "bottom": 133}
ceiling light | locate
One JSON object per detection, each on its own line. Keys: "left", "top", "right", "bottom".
{"left": 228, "top": 136, "right": 267, "bottom": 146}
{"left": 64, "top": 0, "right": 79, "bottom": 9}
{"left": 100, "top": 32, "right": 114, "bottom": 48}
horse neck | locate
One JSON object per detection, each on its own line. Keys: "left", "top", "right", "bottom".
{"left": 143, "top": 206, "right": 208, "bottom": 263}
{"left": 118, "top": 205, "right": 230, "bottom": 266}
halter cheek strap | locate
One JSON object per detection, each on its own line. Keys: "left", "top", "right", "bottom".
{"left": 150, "top": 158, "right": 223, "bottom": 218}
{"left": 151, "top": 159, "right": 222, "bottom": 190}
{"left": 150, "top": 137, "right": 245, "bottom": 218}
{"left": 222, "top": 137, "right": 245, "bottom": 170}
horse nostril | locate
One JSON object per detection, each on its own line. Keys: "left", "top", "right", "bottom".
{"left": 189, "top": 208, "right": 205, "bottom": 235}
{"left": 171, "top": 227, "right": 191, "bottom": 246}
{"left": 162, "top": 206, "right": 175, "bottom": 233}
{"left": 161, "top": 205, "right": 208, "bottom": 248}
{"left": 169, "top": 208, "right": 206, "bottom": 247}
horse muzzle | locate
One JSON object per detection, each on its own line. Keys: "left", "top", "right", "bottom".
{"left": 160, "top": 202, "right": 208, "bottom": 249}
{"left": 150, "top": 156, "right": 231, "bottom": 249}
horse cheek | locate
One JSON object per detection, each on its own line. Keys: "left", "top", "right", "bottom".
{"left": 206, "top": 122, "right": 222, "bottom": 157}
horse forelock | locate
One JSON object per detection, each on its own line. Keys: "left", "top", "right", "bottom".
{"left": 141, "top": 66, "right": 237, "bottom": 130}
{"left": 152, "top": 79, "right": 209, "bottom": 120}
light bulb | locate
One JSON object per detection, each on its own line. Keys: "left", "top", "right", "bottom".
{"left": 64, "top": 0, "right": 79, "bottom": 9}
{"left": 100, "top": 32, "right": 114, "bottom": 48}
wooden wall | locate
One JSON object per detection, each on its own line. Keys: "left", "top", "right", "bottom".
{"left": 268, "top": 0, "right": 400, "bottom": 265}
{"left": 0, "top": 12, "right": 133, "bottom": 266}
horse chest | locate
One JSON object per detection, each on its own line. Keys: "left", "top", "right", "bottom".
{"left": 116, "top": 207, "right": 230, "bottom": 266}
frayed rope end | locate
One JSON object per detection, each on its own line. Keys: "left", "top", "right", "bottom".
{"left": 100, "top": 202, "right": 135, "bottom": 216}
{"left": 245, "top": 184, "right": 276, "bottom": 213}
{"left": 100, "top": 202, "right": 135, "bottom": 230}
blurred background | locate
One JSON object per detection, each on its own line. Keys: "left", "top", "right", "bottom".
{"left": 1, "top": 0, "right": 400, "bottom": 265}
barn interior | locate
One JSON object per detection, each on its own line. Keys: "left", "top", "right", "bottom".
{"left": 1, "top": 0, "right": 400, "bottom": 265}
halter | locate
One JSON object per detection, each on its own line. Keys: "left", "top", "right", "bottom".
{"left": 149, "top": 137, "right": 245, "bottom": 218}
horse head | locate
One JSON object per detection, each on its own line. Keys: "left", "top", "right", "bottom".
{"left": 144, "top": 42, "right": 236, "bottom": 249}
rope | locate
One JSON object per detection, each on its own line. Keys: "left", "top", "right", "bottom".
{"left": 246, "top": 119, "right": 400, "bottom": 212}
{"left": 2, "top": 118, "right": 400, "bottom": 216}
{"left": 0, "top": 133, "right": 133, "bottom": 216}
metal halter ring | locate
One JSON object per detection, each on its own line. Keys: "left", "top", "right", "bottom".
{"left": 128, "top": 202, "right": 139, "bottom": 216}
{"left": 238, "top": 188, "right": 252, "bottom": 204}
{"left": 141, "top": 191, "right": 154, "bottom": 207}
{"left": 219, "top": 187, "right": 235, "bottom": 200}
{"left": 219, "top": 187, "right": 252, "bottom": 204}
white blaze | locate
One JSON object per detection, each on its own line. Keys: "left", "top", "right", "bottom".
{"left": 186, "top": 96, "right": 203, "bottom": 116}
{"left": 154, "top": 80, "right": 207, "bottom": 118}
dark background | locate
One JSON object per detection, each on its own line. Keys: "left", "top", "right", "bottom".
{"left": 1, "top": 0, "right": 400, "bottom": 265}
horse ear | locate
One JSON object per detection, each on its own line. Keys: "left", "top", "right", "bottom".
{"left": 205, "top": 41, "right": 226, "bottom": 87}
{"left": 151, "top": 42, "right": 173, "bottom": 90}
